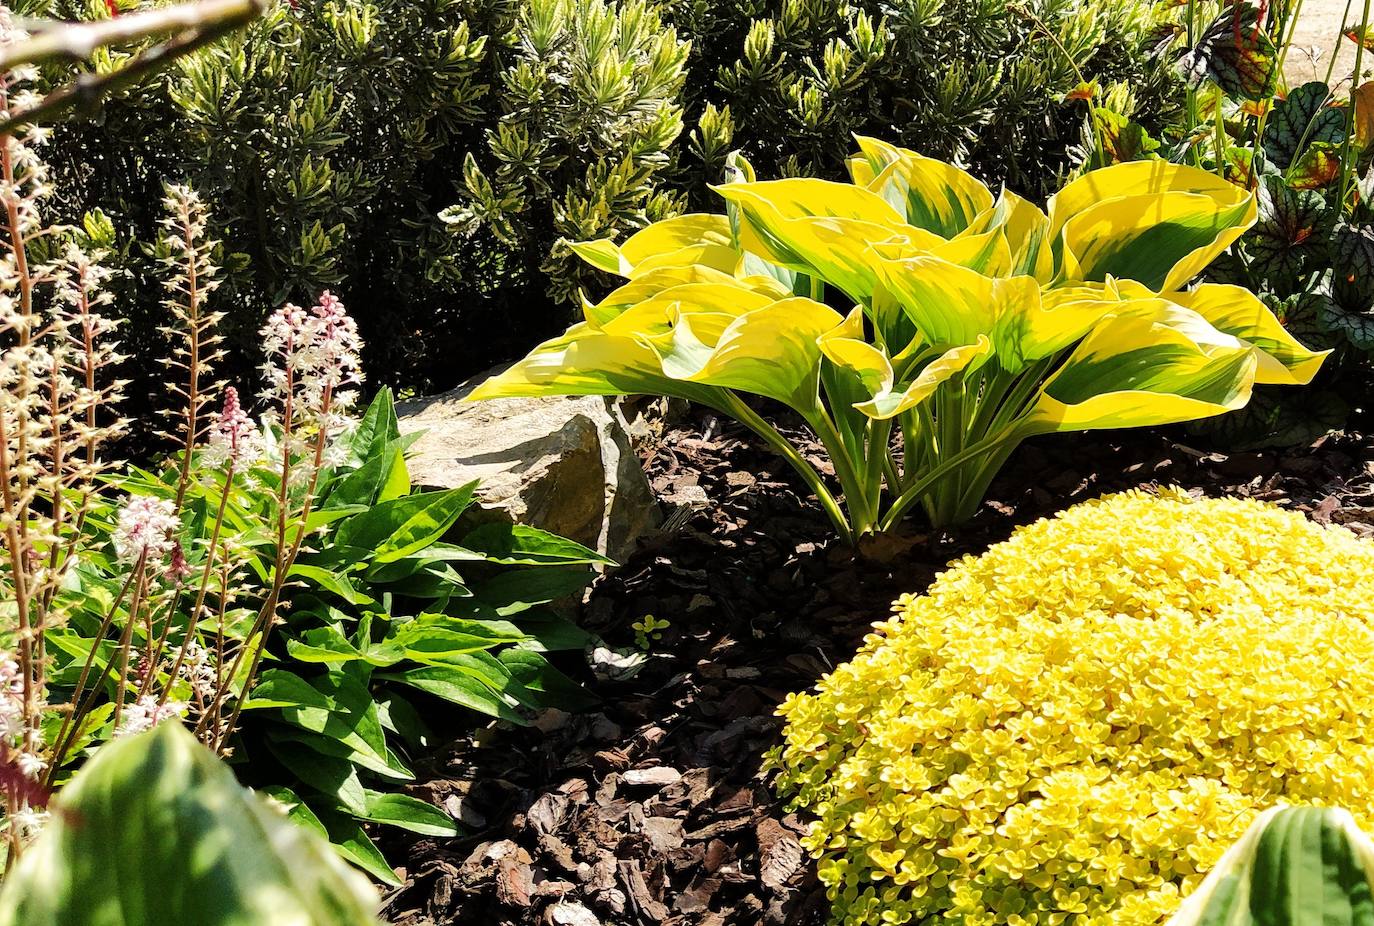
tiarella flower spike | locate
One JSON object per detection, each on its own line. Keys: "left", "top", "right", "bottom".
{"left": 204, "top": 386, "right": 261, "bottom": 469}
{"left": 112, "top": 495, "right": 179, "bottom": 564}
{"left": 259, "top": 290, "right": 363, "bottom": 428}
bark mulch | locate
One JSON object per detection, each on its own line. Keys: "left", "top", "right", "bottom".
{"left": 382, "top": 405, "right": 1374, "bottom": 926}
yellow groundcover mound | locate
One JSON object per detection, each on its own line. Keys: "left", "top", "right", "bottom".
{"left": 771, "top": 488, "right": 1374, "bottom": 926}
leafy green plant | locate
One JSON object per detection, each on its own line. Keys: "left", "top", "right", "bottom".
{"left": 1079, "top": 1, "right": 1374, "bottom": 446}
{"left": 473, "top": 138, "right": 1323, "bottom": 540}
{"left": 0, "top": 67, "right": 606, "bottom": 876}
{"left": 444, "top": 0, "right": 690, "bottom": 306}
{"left": 23, "top": 0, "right": 695, "bottom": 416}
{"left": 48, "top": 383, "right": 609, "bottom": 883}
{"left": 1167, "top": 806, "right": 1374, "bottom": 925}
{"left": 0, "top": 723, "right": 380, "bottom": 926}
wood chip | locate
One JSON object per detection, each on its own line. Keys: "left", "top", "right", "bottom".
{"left": 622, "top": 766, "right": 681, "bottom": 787}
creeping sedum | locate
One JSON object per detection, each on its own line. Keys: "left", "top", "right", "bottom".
{"left": 771, "top": 489, "right": 1374, "bottom": 926}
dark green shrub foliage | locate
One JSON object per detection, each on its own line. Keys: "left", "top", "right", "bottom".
{"left": 31, "top": 0, "right": 1178, "bottom": 411}
{"left": 671, "top": 0, "right": 1182, "bottom": 202}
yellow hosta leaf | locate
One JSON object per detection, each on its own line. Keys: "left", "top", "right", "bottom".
{"left": 847, "top": 154, "right": 878, "bottom": 188}
{"left": 654, "top": 297, "right": 845, "bottom": 408}
{"left": 633, "top": 243, "right": 742, "bottom": 280}
{"left": 466, "top": 328, "right": 704, "bottom": 403}
{"left": 853, "top": 337, "right": 991, "bottom": 419}
{"left": 819, "top": 334, "right": 894, "bottom": 399}
{"left": 963, "top": 189, "right": 1053, "bottom": 280}
{"left": 570, "top": 214, "right": 733, "bottom": 278}
{"left": 1164, "top": 283, "right": 1330, "bottom": 385}
{"left": 1004, "top": 282, "right": 1132, "bottom": 363}
{"left": 600, "top": 284, "right": 777, "bottom": 338}
{"left": 875, "top": 255, "right": 1001, "bottom": 346}
{"left": 1057, "top": 189, "right": 1255, "bottom": 291}
{"left": 853, "top": 136, "right": 994, "bottom": 237}
{"left": 1048, "top": 160, "right": 1248, "bottom": 237}
{"left": 1023, "top": 309, "right": 1258, "bottom": 433}
{"left": 583, "top": 265, "right": 753, "bottom": 326}
{"left": 929, "top": 227, "right": 1014, "bottom": 277}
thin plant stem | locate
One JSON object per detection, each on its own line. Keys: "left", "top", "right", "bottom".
{"left": 160, "top": 464, "right": 235, "bottom": 709}
{"left": 1340, "top": 0, "right": 1374, "bottom": 201}
{"left": 715, "top": 390, "right": 854, "bottom": 542}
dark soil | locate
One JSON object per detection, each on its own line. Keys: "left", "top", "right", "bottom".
{"left": 381, "top": 403, "right": 1374, "bottom": 926}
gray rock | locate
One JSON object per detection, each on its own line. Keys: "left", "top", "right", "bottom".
{"left": 397, "top": 374, "right": 662, "bottom": 564}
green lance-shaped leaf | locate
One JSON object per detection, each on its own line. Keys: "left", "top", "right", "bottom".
{"left": 0, "top": 722, "right": 381, "bottom": 926}
{"left": 1165, "top": 806, "right": 1374, "bottom": 926}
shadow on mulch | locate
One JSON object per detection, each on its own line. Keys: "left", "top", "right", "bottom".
{"left": 381, "top": 402, "right": 1374, "bottom": 926}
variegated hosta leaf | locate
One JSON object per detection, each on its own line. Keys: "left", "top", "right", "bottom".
{"left": 820, "top": 332, "right": 991, "bottom": 419}
{"left": 1165, "top": 806, "right": 1374, "bottom": 926}
{"left": 1161, "top": 283, "right": 1330, "bottom": 384}
{"left": 571, "top": 214, "right": 734, "bottom": 278}
{"left": 582, "top": 267, "right": 789, "bottom": 326}
{"left": 712, "top": 178, "right": 937, "bottom": 300}
{"left": 468, "top": 318, "right": 716, "bottom": 404}
{"left": 1022, "top": 307, "right": 1259, "bottom": 433}
{"left": 654, "top": 296, "right": 844, "bottom": 410}
{"left": 1114, "top": 278, "right": 1329, "bottom": 385}
{"left": 0, "top": 723, "right": 380, "bottom": 926}
{"left": 851, "top": 136, "right": 994, "bottom": 238}
{"left": 962, "top": 188, "right": 1054, "bottom": 279}
{"left": 1050, "top": 160, "right": 1256, "bottom": 291}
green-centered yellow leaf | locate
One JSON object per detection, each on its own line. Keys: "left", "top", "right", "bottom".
{"left": 874, "top": 254, "right": 1001, "bottom": 345}
{"left": 1022, "top": 308, "right": 1258, "bottom": 433}
{"left": 1048, "top": 160, "right": 1249, "bottom": 237}
{"left": 466, "top": 323, "right": 714, "bottom": 405}
{"left": 570, "top": 214, "right": 732, "bottom": 277}
{"left": 929, "top": 227, "right": 1014, "bottom": 277}
{"left": 963, "top": 189, "right": 1054, "bottom": 279}
{"left": 584, "top": 268, "right": 791, "bottom": 327}
{"left": 1162, "top": 282, "right": 1330, "bottom": 384}
{"left": 1057, "top": 189, "right": 1256, "bottom": 291}
{"left": 853, "top": 136, "right": 994, "bottom": 237}
{"left": 713, "top": 179, "right": 931, "bottom": 299}
{"left": 853, "top": 337, "right": 991, "bottom": 419}
{"left": 654, "top": 297, "right": 844, "bottom": 409}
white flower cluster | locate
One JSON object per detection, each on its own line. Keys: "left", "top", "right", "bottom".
{"left": 0, "top": 654, "right": 43, "bottom": 782}
{"left": 260, "top": 290, "right": 363, "bottom": 433}
{"left": 116, "top": 694, "right": 186, "bottom": 738}
{"left": 113, "top": 495, "right": 180, "bottom": 565}
{"left": 178, "top": 642, "right": 218, "bottom": 700}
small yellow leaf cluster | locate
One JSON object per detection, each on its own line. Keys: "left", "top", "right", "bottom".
{"left": 770, "top": 489, "right": 1374, "bottom": 926}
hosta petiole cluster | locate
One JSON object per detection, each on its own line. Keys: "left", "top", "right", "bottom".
{"left": 474, "top": 137, "right": 1327, "bottom": 539}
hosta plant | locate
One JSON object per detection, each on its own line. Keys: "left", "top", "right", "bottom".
{"left": 1167, "top": 806, "right": 1374, "bottom": 926}
{"left": 0, "top": 723, "right": 380, "bottom": 926}
{"left": 474, "top": 138, "right": 1325, "bottom": 539}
